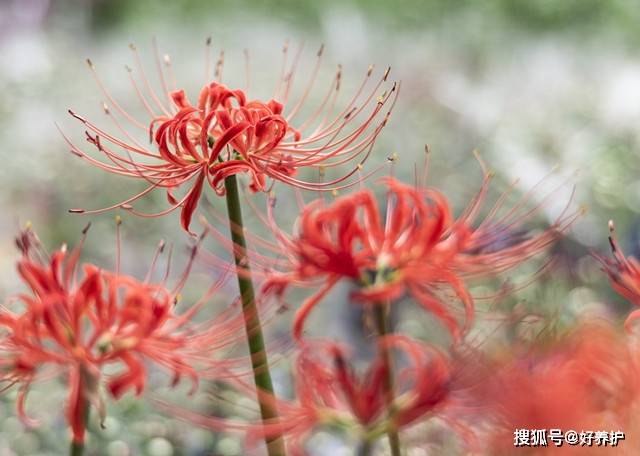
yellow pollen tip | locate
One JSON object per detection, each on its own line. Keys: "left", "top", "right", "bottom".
{"left": 331, "top": 189, "right": 339, "bottom": 197}
{"left": 25, "top": 221, "right": 32, "bottom": 230}
{"left": 609, "top": 220, "right": 615, "bottom": 232}
{"left": 116, "top": 337, "right": 138, "bottom": 350}
{"left": 115, "top": 215, "right": 122, "bottom": 225}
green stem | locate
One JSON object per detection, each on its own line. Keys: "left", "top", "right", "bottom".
{"left": 224, "top": 174, "right": 286, "bottom": 456}
{"left": 373, "top": 302, "right": 402, "bottom": 456}
{"left": 70, "top": 441, "right": 84, "bottom": 456}
{"left": 357, "top": 438, "right": 373, "bottom": 456}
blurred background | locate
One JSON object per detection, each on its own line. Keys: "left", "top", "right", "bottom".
{"left": 2, "top": 0, "right": 640, "bottom": 454}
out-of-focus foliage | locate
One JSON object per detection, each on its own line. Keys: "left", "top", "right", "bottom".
{"left": 83, "top": 0, "right": 640, "bottom": 41}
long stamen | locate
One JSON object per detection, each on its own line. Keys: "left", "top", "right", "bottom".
{"left": 125, "top": 64, "right": 160, "bottom": 120}
{"left": 420, "top": 144, "right": 431, "bottom": 188}
{"left": 145, "top": 239, "right": 166, "bottom": 283}
{"left": 86, "top": 58, "right": 147, "bottom": 130}
{"left": 68, "top": 182, "right": 163, "bottom": 216}
{"left": 285, "top": 43, "right": 324, "bottom": 122}
{"left": 205, "top": 36, "right": 212, "bottom": 82}
{"left": 129, "top": 43, "right": 172, "bottom": 117}
{"left": 243, "top": 48, "right": 250, "bottom": 91}
{"left": 102, "top": 101, "right": 146, "bottom": 150}
{"left": 280, "top": 42, "right": 304, "bottom": 105}
{"left": 115, "top": 215, "right": 122, "bottom": 276}
{"left": 273, "top": 40, "right": 289, "bottom": 100}
{"left": 152, "top": 37, "right": 174, "bottom": 110}
{"left": 214, "top": 50, "right": 225, "bottom": 82}
{"left": 163, "top": 53, "right": 177, "bottom": 91}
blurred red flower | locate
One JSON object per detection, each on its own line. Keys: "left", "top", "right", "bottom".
{"left": 163, "top": 335, "right": 461, "bottom": 455}
{"left": 478, "top": 321, "right": 639, "bottom": 454}
{"left": 596, "top": 220, "right": 640, "bottom": 331}
{"left": 1, "top": 227, "right": 242, "bottom": 443}
{"left": 264, "top": 164, "right": 578, "bottom": 342}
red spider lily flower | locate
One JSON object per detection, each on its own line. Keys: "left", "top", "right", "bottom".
{"left": 595, "top": 220, "right": 640, "bottom": 331}
{"left": 275, "top": 337, "right": 455, "bottom": 449}
{"left": 161, "top": 336, "right": 465, "bottom": 455}
{"left": 264, "top": 160, "right": 579, "bottom": 342}
{"left": 62, "top": 41, "right": 398, "bottom": 233}
{"left": 1, "top": 226, "right": 244, "bottom": 444}
{"left": 478, "top": 321, "right": 640, "bottom": 454}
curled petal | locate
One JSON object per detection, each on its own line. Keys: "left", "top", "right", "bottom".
{"left": 180, "top": 171, "right": 206, "bottom": 234}
{"left": 16, "top": 381, "right": 39, "bottom": 429}
{"left": 292, "top": 276, "right": 339, "bottom": 341}
{"left": 624, "top": 309, "right": 640, "bottom": 333}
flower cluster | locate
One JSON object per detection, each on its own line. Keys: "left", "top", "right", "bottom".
{"left": 6, "top": 38, "right": 640, "bottom": 456}
{"left": 166, "top": 335, "right": 468, "bottom": 455}
{"left": 264, "top": 165, "right": 578, "bottom": 342}
{"left": 278, "top": 337, "right": 452, "bottom": 439}
{"left": 64, "top": 43, "right": 397, "bottom": 233}
{"left": 1, "top": 226, "right": 242, "bottom": 443}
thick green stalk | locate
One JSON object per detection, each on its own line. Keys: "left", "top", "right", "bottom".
{"left": 357, "top": 439, "right": 373, "bottom": 456}
{"left": 70, "top": 440, "right": 84, "bottom": 456}
{"left": 373, "top": 302, "right": 402, "bottom": 456}
{"left": 224, "top": 174, "right": 286, "bottom": 456}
